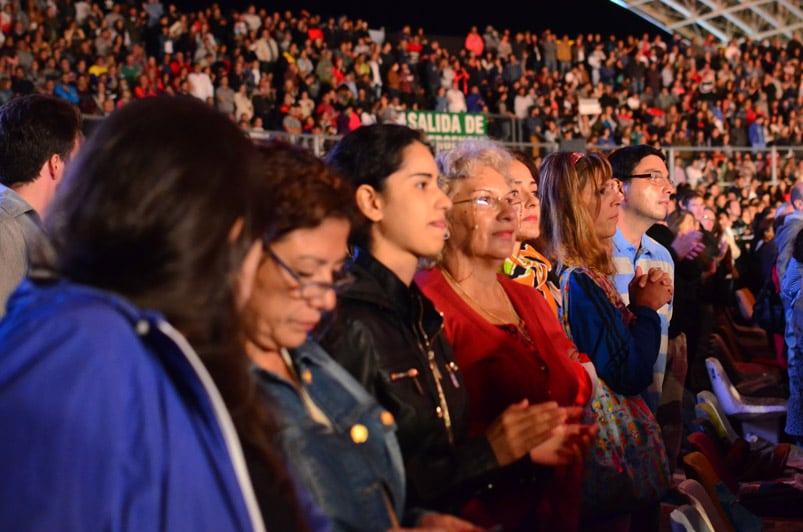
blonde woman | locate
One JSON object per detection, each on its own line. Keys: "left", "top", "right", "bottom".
{"left": 539, "top": 152, "right": 672, "bottom": 530}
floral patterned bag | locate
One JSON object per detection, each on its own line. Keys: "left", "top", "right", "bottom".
{"left": 559, "top": 265, "right": 671, "bottom": 516}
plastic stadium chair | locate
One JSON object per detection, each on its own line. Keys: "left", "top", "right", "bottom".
{"left": 670, "top": 504, "right": 714, "bottom": 532}
{"left": 707, "top": 333, "right": 787, "bottom": 397}
{"left": 676, "top": 478, "right": 732, "bottom": 532}
{"left": 705, "top": 357, "right": 787, "bottom": 443}
{"left": 697, "top": 390, "right": 741, "bottom": 444}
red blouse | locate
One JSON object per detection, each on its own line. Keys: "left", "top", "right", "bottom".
{"left": 416, "top": 267, "right": 591, "bottom": 532}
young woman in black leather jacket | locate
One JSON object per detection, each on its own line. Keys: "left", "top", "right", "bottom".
{"left": 318, "top": 124, "right": 576, "bottom": 519}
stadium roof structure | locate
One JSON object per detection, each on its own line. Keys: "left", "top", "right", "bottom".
{"left": 610, "top": 0, "right": 803, "bottom": 44}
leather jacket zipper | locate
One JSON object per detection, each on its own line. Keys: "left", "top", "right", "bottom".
{"left": 389, "top": 368, "right": 424, "bottom": 396}
{"left": 445, "top": 361, "right": 461, "bottom": 389}
{"left": 415, "top": 296, "right": 454, "bottom": 445}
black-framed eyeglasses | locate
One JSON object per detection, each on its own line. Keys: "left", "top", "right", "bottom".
{"left": 451, "top": 190, "right": 521, "bottom": 212}
{"left": 267, "top": 248, "right": 355, "bottom": 299}
{"left": 625, "top": 170, "right": 674, "bottom": 187}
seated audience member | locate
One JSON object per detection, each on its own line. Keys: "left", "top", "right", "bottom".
{"left": 0, "top": 97, "right": 320, "bottom": 531}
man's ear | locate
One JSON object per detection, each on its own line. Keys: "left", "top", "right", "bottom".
{"left": 354, "top": 184, "right": 384, "bottom": 223}
{"left": 45, "top": 153, "right": 62, "bottom": 181}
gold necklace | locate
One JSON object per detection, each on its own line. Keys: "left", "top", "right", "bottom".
{"left": 441, "top": 267, "right": 534, "bottom": 348}
{"left": 443, "top": 268, "right": 537, "bottom": 349}
{"left": 441, "top": 267, "right": 515, "bottom": 322}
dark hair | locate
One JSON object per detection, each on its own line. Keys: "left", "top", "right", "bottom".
{"left": 38, "top": 96, "right": 309, "bottom": 532}
{"left": 510, "top": 149, "right": 540, "bottom": 186}
{"left": 0, "top": 94, "right": 82, "bottom": 187}
{"left": 666, "top": 208, "right": 694, "bottom": 236}
{"left": 259, "top": 140, "right": 356, "bottom": 244}
{"left": 755, "top": 215, "right": 774, "bottom": 242}
{"left": 607, "top": 143, "right": 666, "bottom": 180}
{"left": 325, "top": 123, "right": 426, "bottom": 248}
{"left": 794, "top": 227, "right": 803, "bottom": 263}
{"left": 677, "top": 189, "right": 703, "bottom": 210}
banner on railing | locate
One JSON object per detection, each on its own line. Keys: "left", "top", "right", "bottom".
{"left": 400, "top": 111, "right": 487, "bottom": 140}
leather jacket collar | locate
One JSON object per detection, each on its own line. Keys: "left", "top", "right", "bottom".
{"left": 342, "top": 248, "right": 443, "bottom": 338}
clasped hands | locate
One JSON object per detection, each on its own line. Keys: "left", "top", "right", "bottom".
{"left": 629, "top": 266, "right": 673, "bottom": 310}
{"left": 486, "top": 399, "right": 598, "bottom": 468}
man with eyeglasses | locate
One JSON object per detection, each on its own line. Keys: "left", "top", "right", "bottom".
{"left": 608, "top": 144, "right": 694, "bottom": 476}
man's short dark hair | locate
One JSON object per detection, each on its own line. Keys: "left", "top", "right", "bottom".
{"left": 677, "top": 188, "right": 702, "bottom": 209}
{"left": 0, "top": 95, "right": 82, "bottom": 188}
{"left": 607, "top": 144, "right": 667, "bottom": 180}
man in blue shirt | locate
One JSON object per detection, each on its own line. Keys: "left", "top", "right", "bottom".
{"left": 608, "top": 145, "right": 682, "bottom": 469}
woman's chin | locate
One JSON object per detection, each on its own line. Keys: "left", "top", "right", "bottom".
{"left": 416, "top": 239, "right": 446, "bottom": 258}
{"left": 516, "top": 230, "right": 540, "bottom": 242}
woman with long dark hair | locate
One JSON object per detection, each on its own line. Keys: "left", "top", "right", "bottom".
{"left": 0, "top": 97, "right": 316, "bottom": 531}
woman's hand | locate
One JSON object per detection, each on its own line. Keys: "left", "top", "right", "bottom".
{"left": 528, "top": 421, "right": 598, "bottom": 465}
{"left": 629, "top": 266, "right": 673, "bottom": 310}
{"left": 484, "top": 400, "right": 567, "bottom": 467}
{"left": 671, "top": 230, "right": 704, "bottom": 261}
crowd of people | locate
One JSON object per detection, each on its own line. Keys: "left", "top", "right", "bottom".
{"left": 1, "top": 0, "right": 803, "bottom": 530}
{"left": 2, "top": 94, "right": 798, "bottom": 531}
{"left": 2, "top": 1, "right": 803, "bottom": 183}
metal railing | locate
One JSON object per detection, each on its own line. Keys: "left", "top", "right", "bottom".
{"left": 84, "top": 113, "right": 801, "bottom": 187}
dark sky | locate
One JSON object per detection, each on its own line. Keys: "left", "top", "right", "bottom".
{"left": 175, "top": 0, "right": 663, "bottom": 40}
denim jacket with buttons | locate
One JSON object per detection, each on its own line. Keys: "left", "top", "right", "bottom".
{"left": 254, "top": 340, "right": 410, "bottom": 532}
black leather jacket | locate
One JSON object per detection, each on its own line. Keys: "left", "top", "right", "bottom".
{"left": 316, "top": 249, "right": 501, "bottom": 513}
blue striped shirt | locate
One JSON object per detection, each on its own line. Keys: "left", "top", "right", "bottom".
{"left": 611, "top": 227, "right": 674, "bottom": 413}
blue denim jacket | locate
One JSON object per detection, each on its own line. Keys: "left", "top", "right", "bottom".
{"left": 254, "top": 340, "right": 407, "bottom": 532}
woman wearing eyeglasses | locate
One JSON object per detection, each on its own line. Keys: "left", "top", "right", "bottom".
{"left": 243, "top": 141, "right": 477, "bottom": 532}
{"left": 539, "top": 152, "right": 672, "bottom": 529}
{"left": 415, "top": 139, "right": 597, "bottom": 532}
{"left": 320, "top": 126, "right": 591, "bottom": 531}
